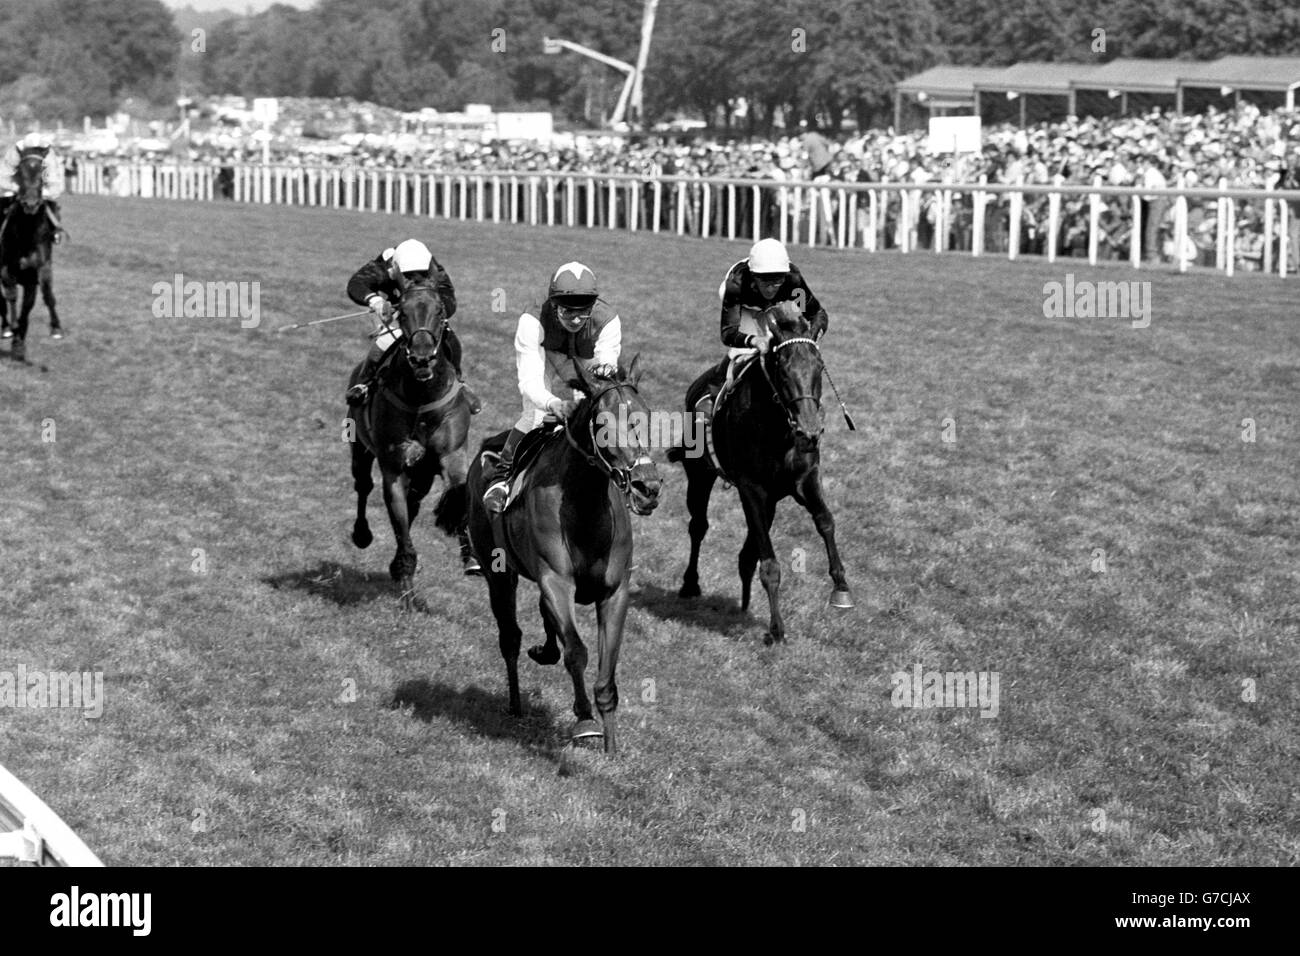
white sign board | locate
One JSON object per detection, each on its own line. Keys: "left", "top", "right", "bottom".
{"left": 252, "top": 98, "right": 280, "bottom": 126}
{"left": 492, "top": 112, "right": 554, "bottom": 142}
{"left": 928, "top": 115, "right": 981, "bottom": 154}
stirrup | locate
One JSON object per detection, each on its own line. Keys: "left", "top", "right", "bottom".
{"left": 460, "top": 381, "right": 483, "bottom": 415}
{"left": 483, "top": 479, "right": 510, "bottom": 514}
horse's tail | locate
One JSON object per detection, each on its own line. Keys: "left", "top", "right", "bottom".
{"left": 433, "top": 482, "right": 469, "bottom": 536}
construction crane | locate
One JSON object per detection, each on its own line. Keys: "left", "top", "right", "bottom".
{"left": 543, "top": 0, "right": 659, "bottom": 130}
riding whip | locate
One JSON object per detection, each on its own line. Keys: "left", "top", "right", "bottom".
{"left": 274, "top": 309, "right": 369, "bottom": 334}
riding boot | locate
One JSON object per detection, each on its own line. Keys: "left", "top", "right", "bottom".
{"left": 483, "top": 427, "right": 525, "bottom": 514}
{"left": 346, "top": 343, "right": 386, "bottom": 405}
{"left": 446, "top": 328, "right": 482, "bottom": 414}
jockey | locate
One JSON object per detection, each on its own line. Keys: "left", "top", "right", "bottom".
{"left": 698, "top": 237, "right": 828, "bottom": 422}
{"left": 1, "top": 133, "right": 67, "bottom": 241}
{"left": 481, "top": 261, "right": 621, "bottom": 514}
{"left": 344, "top": 238, "right": 481, "bottom": 412}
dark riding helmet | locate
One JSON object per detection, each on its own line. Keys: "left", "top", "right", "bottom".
{"left": 548, "top": 261, "right": 599, "bottom": 332}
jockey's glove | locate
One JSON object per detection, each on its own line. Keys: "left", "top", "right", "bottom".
{"left": 547, "top": 398, "right": 581, "bottom": 419}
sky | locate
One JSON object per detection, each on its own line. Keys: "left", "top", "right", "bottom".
{"left": 164, "top": 0, "right": 316, "bottom": 12}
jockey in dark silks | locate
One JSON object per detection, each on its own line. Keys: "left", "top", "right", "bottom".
{"left": 481, "top": 261, "right": 622, "bottom": 514}
{"left": 697, "top": 237, "right": 829, "bottom": 423}
{"left": 0, "top": 134, "right": 67, "bottom": 242}
{"left": 344, "top": 238, "right": 481, "bottom": 412}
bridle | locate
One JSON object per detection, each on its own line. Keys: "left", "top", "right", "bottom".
{"left": 759, "top": 334, "right": 825, "bottom": 438}
{"left": 394, "top": 285, "right": 447, "bottom": 376}
{"left": 564, "top": 379, "right": 654, "bottom": 500}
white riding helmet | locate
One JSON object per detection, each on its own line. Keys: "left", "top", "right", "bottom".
{"left": 748, "top": 238, "right": 790, "bottom": 276}
{"left": 392, "top": 239, "right": 433, "bottom": 274}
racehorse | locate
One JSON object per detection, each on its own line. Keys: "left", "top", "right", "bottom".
{"left": 347, "top": 277, "right": 473, "bottom": 610}
{"left": 0, "top": 148, "right": 62, "bottom": 358}
{"left": 670, "top": 302, "right": 852, "bottom": 642}
{"left": 456, "top": 358, "right": 662, "bottom": 754}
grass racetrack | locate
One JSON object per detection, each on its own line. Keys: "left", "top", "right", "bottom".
{"left": 1, "top": 194, "right": 1297, "bottom": 865}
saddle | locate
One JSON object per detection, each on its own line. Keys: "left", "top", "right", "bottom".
{"left": 483, "top": 421, "right": 564, "bottom": 516}
{"left": 690, "top": 354, "right": 760, "bottom": 481}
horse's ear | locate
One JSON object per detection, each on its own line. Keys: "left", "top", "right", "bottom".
{"left": 766, "top": 313, "right": 780, "bottom": 338}
{"left": 627, "top": 353, "right": 642, "bottom": 386}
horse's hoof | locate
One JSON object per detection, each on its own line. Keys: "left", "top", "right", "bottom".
{"left": 0, "top": 329, "right": 11, "bottom": 339}
{"left": 462, "top": 555, "right": 482, "bottom": 576}
{"left": 678, "top": 581, "right": 701, "bottom": 599}
{"left": 50, "top": 329, "right": 63, "bottom": 340}
{"left": 571, "top": 720, "right": 604, "bottom": 742}
{"left": 527, "top": 643, "right": 560, "bottom": 666}
{"left": 829, "top": 590, "right": 855, "bottom": 609}
{"left": 352, "top": 525, "right": 372, "bottom": 549}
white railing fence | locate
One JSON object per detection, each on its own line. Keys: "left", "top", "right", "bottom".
{"left": 0, "top": 762, "right": 104, "bottom": 867}
{"left": 74, "top": 160, "right": 1300, "bottom": 277}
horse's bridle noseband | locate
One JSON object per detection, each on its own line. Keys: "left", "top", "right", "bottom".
{"left": 564, "top": 380, "right": 655, "bottom": 500}
{"left": 760, "top": 335, "right": 825, "bottom": 437}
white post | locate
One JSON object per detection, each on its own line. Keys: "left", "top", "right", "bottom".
{"left": 546, "top": 176, "right": 554, "bottom": 226}
{"left": 701, "top": 183, "right": 710, "bottom": 239}
{"left": 566, "top": 176, "right": 575, "bottom": 226}
{"left": 869, "top": 189, "right": 879, "bottom": 253}
{"left": 972, "top": 180, "right": 985, "bottom": 257}
{"left": 1264, "top": 188, "right": 1274, "bottom": 275}
{"left": 1216, "top": 178, "right": 1227, "bottom": 270}
{"left": 1280, "top": 200, "right": 1290, "bottom": 278}
{"left": 779, "top": 186, "right": 788, "bottom": 244}
{"left": 751, "top": 185, "right": 760, "bottom": 239}
{"left": 1047, "top": 191, "right": 1060, "bottom": 263}
{"left": 492, "top": 177, "right": 501, "bottom": 224}
{"left": 676, "top": 181, "right": 686, "bottom": 235}
{"left": 1008, "top": 190, "right": 1021, "bottom": 261}
{"left": 728, "top": 184, "right": 736, "bottom": 240}
{"left": 1130, "top": 194, "right": 1141, "bottom": 269}
{"left": 1225, "top": 197, "right": 1236, "bottom": 277}
{"left": 460, "top": 177, "right": 469, "bottom": 221}
{"left": 1089, "top": 179, "right": 1101, "bottom": 265}
{"left": 1176, "top": 194, "right": 1190, "bottom": 274}
{"left": 475, "top": 176, "right": 484, "bottom": 222}
{"left": 628, "top": 182, "right": 638, "bottom": 232}
{"left": 529, "top": 177, "right": 538, "bottom": 225}
{"left": 654, "top": 181, "right": 663, "bottom": 233}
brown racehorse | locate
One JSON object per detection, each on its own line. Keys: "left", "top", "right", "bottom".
{"left": 456, "top": 358, "right": 661, "bottom": 754}
{"left": 670, "top": 303, "right": 852, "bottom": 642}
{"left": 1, "top": 149, "right": 62, "bottom": 359}
{"left": 347, "top": 277, "right": 472, "bottom": 610}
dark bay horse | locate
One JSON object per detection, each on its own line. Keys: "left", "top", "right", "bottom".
{"left": 457, "top": 358, "right": 662, "bottom": 754}
{"left": 1, "top": 148, "right": 62, "bottom": 359}
{"left": 670, "top": 304, "right": 852, "bottom": 642}
{"left": 348, "top": 277, "right": 473, "bottom": 610}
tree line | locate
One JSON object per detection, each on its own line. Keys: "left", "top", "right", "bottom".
{"left": 1, "top": 0, "right": 1297, "bottom": 129}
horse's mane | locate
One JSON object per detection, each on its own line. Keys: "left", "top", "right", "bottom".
{"left": 766, "top": 302, "right": 811, "bottom": 337}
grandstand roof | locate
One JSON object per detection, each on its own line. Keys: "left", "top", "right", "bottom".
{"left": 973, "top": 62, "right": 1102, "bottom": 95}
{"left": 1177, "top": 56, "right": 1300, "bottom": 90}
{"left": 1070, "top": 58, "right": 1192, "bottom": 94}
{"left": 895, "top": 66, "right": 1008, "bottom": 98}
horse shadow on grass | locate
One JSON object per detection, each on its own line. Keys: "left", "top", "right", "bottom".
{"left": 631, "top": 579, "right": 758, "bottom": 642}
{"left": 263, "top": 560, "right": 395, "bottom": 607}
{"left": 390, "top": 677, "right": 564, "bottom": 764}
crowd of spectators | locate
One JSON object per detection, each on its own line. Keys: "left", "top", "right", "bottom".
{"left": 62, "top": 100, "right": 1300, "bottom": 271}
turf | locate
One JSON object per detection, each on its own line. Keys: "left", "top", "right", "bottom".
{"left": 0, "top": 194, "right": 1296, "bottom": 865}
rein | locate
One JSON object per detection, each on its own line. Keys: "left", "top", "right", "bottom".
{"left": 761, "top": 334, "right": 857, "bottom": 433}
{"left": 563, "top": 379, "right": 652, "bottom": 502}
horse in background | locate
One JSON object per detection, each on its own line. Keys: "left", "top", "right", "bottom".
{"left": 670, "top": 303, "right": 852, "bottom": 642}
{"left": 0, "top": 148, "right": 62, "bottom": 359}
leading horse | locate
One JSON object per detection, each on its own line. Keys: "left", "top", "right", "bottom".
{"left": 457, "top": 358, "right": 661, "bottom": 754}
{"left": 0, "top": 148, "right": 62, "bottom": 358}
{"left": 671, "top": 304, "right": 852, "bottom": 642}
{"left": 347, "top": 277, "right": 473, "bottom": 609}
